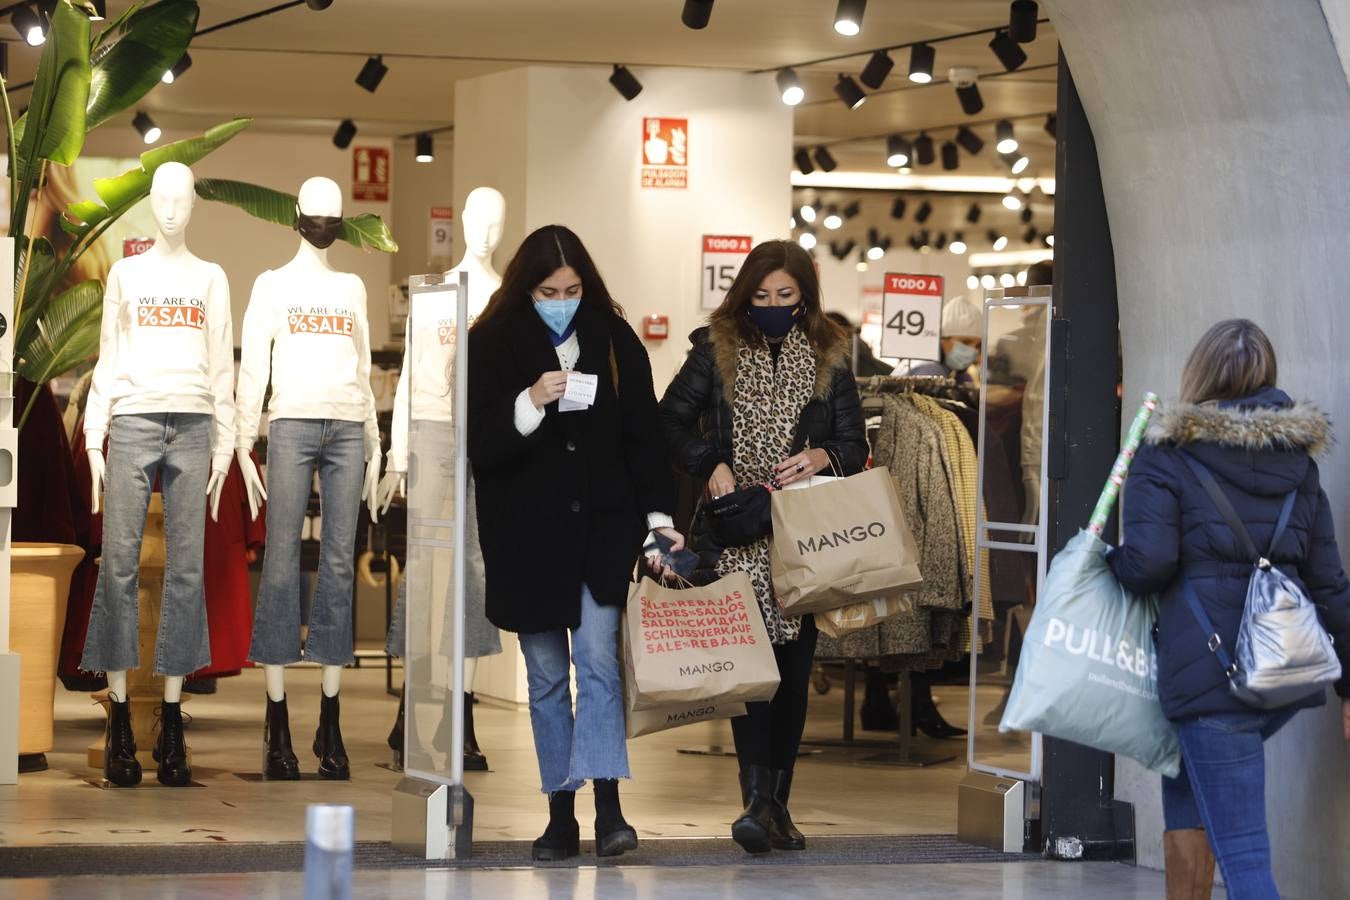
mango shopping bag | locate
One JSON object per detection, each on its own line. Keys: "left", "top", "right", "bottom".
{"left": 622, "top": 617, "right": 747, "bottom": 738}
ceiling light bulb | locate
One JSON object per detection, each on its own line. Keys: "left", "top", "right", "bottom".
{"left": 950, "top": 238, "right": 968, "bottom": 255}
{"left": 1002, "top": 193, "right": 1023, "bottom": 211}
{"left": 834, "top": 74, "right": 866, "bottom": 110}
{"left": 856, "top": 260, "right": 869, "bottom": 272}
{"left": 356, "top": 54, "right": 389, "bottom": 93}
{"left": 886, "top": 134, "right": 910, "bottom": 168}
{"left": 993, "top": 234, "right": 1009, "bottom": 251}
{"left": 823, "top": 208, "right": 843, "bottom": 230}
{"left": 681, "top": 0, "right": 714, "bottom": 29}
{"left": 867, "top": 244, "right": 884, "bottom": 261}
{"left": 798, "top": 231, "right": 818, "bottom": 250}
{"left": 133, "top": 110, "right": 161, "bottom": 144}
{"left": 834, "top": 0, "right": 866, "bottom": 36}
{"left": 1000, "top": 273, "right": 1017, "bottom": 288}
{"left": 415, "top": 132, "right": 434, "bottom": 163}
{"left": 777, "top": 67, "right": 805, "bottom": 106}
{"left": 162, "top": 53, "right": 192, "bottom": 85}
{"left": 981, "top": 274, "right": 997, "bottom": 290}
{"left": 967, "top": 275, "right": 980, "bottom": 290}
{"left": 995, "top": 119, "right": 1018, "bottom": 154}
{"left": 1045, "top": 234, "right": 1055, "bottom": 246}
{"left": 790, "top": 216, "right": 797, "bottom": 230}
{"left": 1010, "top": 155, "right": 1030, "bottom": 175}
{"left": 908, "top": 42, "right": 935, "bottom": 83}
{"left": 13, "top": 5, "right": 45, "bottom": 46}
{"left": 609, "top": 64, "right": 643, "bottom": 101}
{"left": 799, "top": 203, "right": 817, "bottom": 224}
{"left": 1017, "top": 270, "right": 1029, "bottom": 286}
{"left": 794, "top": 148, "right": 815, "bottom": 175}
{"left": 89, "top": 0, "right": 107, "bottom": 21}
{"left": 860, "top": 49, "right": 894, "bottom": 90}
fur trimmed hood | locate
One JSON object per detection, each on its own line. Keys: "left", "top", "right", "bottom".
{"left": 1147, "top": 391, "right": 1333, "bottom": 458}
{"left": 705, "top": 315, "right": 850, "bottom": 407}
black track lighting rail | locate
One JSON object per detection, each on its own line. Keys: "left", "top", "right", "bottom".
{"left": 195, "top": 1, "right": 306, "bottom": 38}
{"left": 811, "top": 109, "right": 1054, "bottom": 150}
{"left": 796, "top": 62, "right": 1055, "bottom": 109}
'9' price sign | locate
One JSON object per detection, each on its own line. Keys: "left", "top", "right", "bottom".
{"left": 880, "top": 272, "right": 943, "bottom": 361}
{"left": 701, "top": 235, "right": 752, "bottom": 310}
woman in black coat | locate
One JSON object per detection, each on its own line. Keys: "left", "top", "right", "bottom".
{"left": 1109, "top": 320, "right": 1350, "bottom": 899}
{"left": 468, "top": 225, "right": 680, "bottom": 862}
{"left": 659, "top": 240, "right": 868, "bottom": 855}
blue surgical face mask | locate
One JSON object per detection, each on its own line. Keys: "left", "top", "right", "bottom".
{"left": 748, "top": 303, "right": 802, "bottom": 339}
{"left": 944, "top": 341, "right": 979, "bottom": 372}
{"left": 533, "top": 296, "right": 581, "bottom": 336}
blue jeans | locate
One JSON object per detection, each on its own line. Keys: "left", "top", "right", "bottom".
{"left": 82, "top": 413, "right": 212, "bottom": 677}
{"left": 249, "top": 419, "right": 365, "bottom": 666}
{"left": 517, "top": 585, "right": 628, "bottom": 793}
{"left": 1162, "top": 708, "right": 1298, "bottom": 900}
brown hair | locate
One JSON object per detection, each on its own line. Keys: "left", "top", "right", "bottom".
{"left": 1179, "top": 319, "right": 1278, "bottom": 404}
{"left": 708, "top": 240, "right": 844, "bottom": 352}
{"left": 473, "top": 225, "right": 624, "bottom": 328}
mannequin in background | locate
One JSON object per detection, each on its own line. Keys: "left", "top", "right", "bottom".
{"left": 379, "top": 187, "right": 505, "bottom": 771}
{"left": 82, "top": 162, "right": 235, "bottom": 787}
{"left": 236, "top": 176, "right": 381, "bottom": 780}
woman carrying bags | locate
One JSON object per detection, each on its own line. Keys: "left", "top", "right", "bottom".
{"left": 659, "top": 240, "right": 868, "bottom": 854}
{"left": 468, "top": 225, "right": 681, "bottom": 862}
{"left": 1109, "top": 320, "right": 1350, "bottom": 900}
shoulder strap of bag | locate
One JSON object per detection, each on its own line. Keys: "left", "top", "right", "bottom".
{"left": 1182, "top": 578, "right": 1238, "bottom": 682}
{"left": 1179, "top": 451, "right": 1262, "bottom": 563}
{"left": 1268, "top": 490, "right": 1297, "bottom": 558}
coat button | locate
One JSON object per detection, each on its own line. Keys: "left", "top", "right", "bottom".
{"left": 570, "top": 500, "right": 582, "bottom": 513}
{"left": 566, "top": 440, "right": 577, "bottom": 452}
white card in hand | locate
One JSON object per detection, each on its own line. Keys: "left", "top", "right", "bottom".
{"left": 559, "top": 372, "right": 598, "bottom": 412}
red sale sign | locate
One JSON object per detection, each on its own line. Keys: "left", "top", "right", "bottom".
{"left": 641, "top": 117, "right": 688, "bottom": 189}
{"left": 123, "top": 237, "right": 154, "bottom": 257}
{"left": 701, "top": 235, "right": 751, "bottom": 310}
{"left": 880, "top": 273, "right": 944, "bottom": 361}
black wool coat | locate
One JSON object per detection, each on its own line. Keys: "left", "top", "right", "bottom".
{"left": 468, "top": 300, "right": 674, "bottom": 633}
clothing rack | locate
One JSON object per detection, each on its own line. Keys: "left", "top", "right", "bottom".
{"left": 801, "top": 662, "right": 956, "bottom": 767}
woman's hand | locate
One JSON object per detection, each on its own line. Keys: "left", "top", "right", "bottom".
{"left": 644, "top": 527, "right": 687, "bottom": 580}
{"left": 775, "top": 448, "right": 830, "bottom": 487}
{"left": 1342, "top": 698, "right": 1349, "bottom": 743}
{"left": 529, "top": 371, "right": 570, "bottom": 409}
{"left": 708, "top": 462, "right": 736, "bottom": 499}
{"left": 654, "top": 527, "right": 685, "bottom": 553}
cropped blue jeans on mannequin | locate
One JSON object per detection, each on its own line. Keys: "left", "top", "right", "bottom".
{"left": 81, "top": 413, "right": 212, "bottom": 677}
{"left": 1161, "top": 708, "right": 1298, "bottom": 900}
{"left": 249, "top": 418, "right": 365, "bottom": 666}
{"left": 517, "top": 585, "right": 628, "bottom": 793}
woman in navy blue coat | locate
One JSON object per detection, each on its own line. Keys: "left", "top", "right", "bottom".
{"left": 1110, "top": 320, "right": 1350, "bottom": 900}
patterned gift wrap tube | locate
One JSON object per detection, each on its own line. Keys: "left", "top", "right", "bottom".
{"left": 1088, "top": 392, "right": 1160, "bottom": 536}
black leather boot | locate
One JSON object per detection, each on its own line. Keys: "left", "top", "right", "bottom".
{"left": 153, "top": 701, "right": 191, "bottom": 787}
{"left": 860, "top": 669, "right": 899, "bottom": 731}
{"left": 388, "top": 688, "right": 405, "bottom": 769}
{"left": 103, "top": 696, "right": 142, "bottom": 787}
{"left": 313, "top": 692, "right": 351, "bottom": 780}
{"left": 594, "top": 778, "right": 639, "bottom": 858}
{"left": 531, "top": 789, "right": 580, "bottom": 861}
{"left": 263, "top": 695, "right": 300, "bottom": 780}
{"left": 768, "top": 768, "right": 806, "bottom": 850}
{"left": 911, "top": 675, "right": 967, "bottom": 739}
{"left": 731, "top": 765, "right": 775, "bottom": 854}
{"left": 463, "top": 693, "right": 488, "bottom": 772}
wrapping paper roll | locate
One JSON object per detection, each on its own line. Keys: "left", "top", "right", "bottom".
{"left": 1088, "top": 393, "right": 1159, "bottom": 536}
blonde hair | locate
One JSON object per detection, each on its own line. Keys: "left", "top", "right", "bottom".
{"left": 1179, "top": 319, "right": 1277, "bottom": 405}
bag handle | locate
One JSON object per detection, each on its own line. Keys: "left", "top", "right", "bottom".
{"left": 1181, "top": 451, "right": 1296, "bottom": 565}
{"left": 1182, "top": 578, "right": 1238, "bottom": 682}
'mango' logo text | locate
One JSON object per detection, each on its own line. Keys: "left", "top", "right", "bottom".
{"left": 796, "top": 522, "right": 886, "bottom": 555}
{"left": 678, "top": 661, "right": 734, "bottom": 677}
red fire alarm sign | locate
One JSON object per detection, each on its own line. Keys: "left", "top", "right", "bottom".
{"left": 643, "top": 315, "right": 670, "bottom": 340}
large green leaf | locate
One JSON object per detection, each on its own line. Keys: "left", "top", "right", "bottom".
{"left": 15, "top": 279, "right": 104, "bottom": 386}
{"left": 87, "top": 0, "right": 199, "bottom": 130}
{"left": 194, "top": 179, "right": 401, "bottom": 253}
{"left": 13, "top": 238, "right": 58, "bottom": 352}
{"left": 14, "top": 1, "right": 92, "bottom": 181}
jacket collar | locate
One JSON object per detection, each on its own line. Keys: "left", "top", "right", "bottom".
{"left": 1147, "top": 388, "right": 1332, "bottom": 457}
{"left": 706, "top": 314, "right": 849, "bottom": 407}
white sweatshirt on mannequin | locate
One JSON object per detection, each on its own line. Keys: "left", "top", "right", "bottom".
{"left": 388, "top": 301, "right": 465, "bottom": 473}
{"left": 84, "top": 252, "right": 235, "bottom": 472}
{"left": 235, "top": 267, "right": 379, "bottom": 457}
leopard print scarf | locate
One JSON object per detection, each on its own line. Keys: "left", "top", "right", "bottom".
{"left": 714, "top": 325, "right": 816, "bottom": 644}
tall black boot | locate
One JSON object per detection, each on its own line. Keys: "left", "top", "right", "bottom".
{"left": 531, "top": 789, "right": 580, "bottom": 861}
{"left": 594, "top": 778, "right": 639, "bottom": 858}
{"left": 768, "top": 769, "right": 806, "bottom": 850}
{"left": 263, "top": 695, "right": 300, "bottom": 780}
{"left": 463, "top": 693, "right": 488, "bottom": 772}
{"left": 911, "top": 675, "right": 967, "bottom": 739}
{"left": 388, "top": 687, "right": 405, "bottom": 768}
{"left": 731, "top": 765, "right": 775, "bottom": 854}
{"left": 313, "top": 692, "right": 350, "bottom": 780}
{"left": 103, "top": 696, "right": 142, "bottom": 787}
{"left": 153, "top": 701, "right": 191, "bottom": 787}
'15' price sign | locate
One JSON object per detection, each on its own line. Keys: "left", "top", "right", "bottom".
{"left": 880, "top": 272, "right": 943, "bottom": 361}
{"left": 702, "top": 235, "right": 752, "bottom": 310}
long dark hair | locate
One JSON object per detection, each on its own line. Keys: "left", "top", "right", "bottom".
{"left": 473, "top": 225, "right": 624, "bottom": 327}
{"left": 709, "top": 239, "right": 843, "bottom": 351}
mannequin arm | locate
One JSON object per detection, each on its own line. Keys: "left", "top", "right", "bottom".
{"left": 205, "top": 457, "right": 229, "bottom": 522}
{"left": 377, "top": 468, "right": 405, "bottom": 515}
{"left": 236, "top": 448, "right": 267, "bottom": 522}
{"left": 364, "top": 449, "right": 383, "bottom": 523}
{"left": 87, "top": 449, "right": 106, "bottom": 516}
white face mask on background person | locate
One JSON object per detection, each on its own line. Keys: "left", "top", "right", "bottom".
{"left": 944, "top": 341, "right": 979, "bottom": 372}
{"left": 533, "top": 296, "right": 582, "bottom": 336}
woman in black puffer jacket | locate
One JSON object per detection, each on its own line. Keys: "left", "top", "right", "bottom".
{"left": 659, "top": 240, "right": 867, "bottom": 856}
{"left": 1109, "top": 320, "right": 1350, "bottom": 900}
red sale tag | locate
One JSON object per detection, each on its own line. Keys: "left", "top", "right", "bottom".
{"left": 880, "top": 272, "right": 944, "bottom": 361}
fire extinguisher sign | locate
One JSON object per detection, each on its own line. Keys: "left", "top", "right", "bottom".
{"left": 880, "top": 273, "right": 943, "bottom": 361}
{"left": 352, "top": 146, "right": 390, "bottom": 202}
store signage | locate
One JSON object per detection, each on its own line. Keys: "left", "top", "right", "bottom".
{"left": 880, "top": 272, "right": 943, "bottom": 361}
{"left": 123, "top": 237, "right": 154, "bottom": 257}
{"left": 429, "top": 206, "right": 454, "bottom": 263}
{"left": 701, "top": 235, "right": 751, "bottom": 310}
{"left": 641, "top": 117, "right": 688, "bottom": 189}
{"left": 352, "top": 146, "right": 391, "bottom": 202}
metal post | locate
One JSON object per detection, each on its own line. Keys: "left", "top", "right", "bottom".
{"left": 0, "top": 237, "right": 19, "bottom": 786}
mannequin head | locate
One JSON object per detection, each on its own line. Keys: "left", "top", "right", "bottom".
{"left": 461, "top": 187, "right": 505, "bottom": 261}
{"left": 297, "top": 176, "right": 343, "bottom": 218}
{"left": 149, "top": 163, "right": 196, "bottom": 238}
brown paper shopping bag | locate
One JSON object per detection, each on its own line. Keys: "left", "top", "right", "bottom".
{"left": 623, "top": 572, "right": 780, "bottom": 713}
{"left": 770, "top": 466, "right": 923, "bottom": 616}
{"left": 816, "top": 594, "right": 920, "bottom": 640}
{"left": 622, "top": 616, "right": 747, "bottom": 738}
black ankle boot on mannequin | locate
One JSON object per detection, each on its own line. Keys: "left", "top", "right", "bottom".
{"left": 153, "top": 701, "right": 191, "bottom": 787}
{"left": 313, "top": 693, "right": 350, "bottom": 780}
{"left": 768, "top": 769, "right": 806, "bottom": 850}
{"left": 531, "top": 789, "right": 580, "bottom": 861}
{"left": 388, "top": 687, "right": 405, "bottom": 768}
{"left": 103, "top": 696, "right": 142, "bottom": 787}
{"left": 263, "top": 695, "right": 300, "bottom": 780}
{"left": 731, "top": 765, "right": 776, "bottom": 854}
{"left": 463, "top": 693, "right": 488, "bottom": 771}
{"left": 593, "top": 778, "right": 639, "bottom": 857}
{"left": 911, "top": 676, "right": 967, "bottom": 739}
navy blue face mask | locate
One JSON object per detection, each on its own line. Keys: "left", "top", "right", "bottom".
{"left": 748, "top": 303, "right": 802, "bottom": 338}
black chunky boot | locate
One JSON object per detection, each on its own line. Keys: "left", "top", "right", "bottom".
{"left": 263, "top": 695, "right": 300, "bottom": 780}
{"left": 313, "top": 693, "right": 350, "bottom": 780}
{"left": 731, "top": 765, "right": 775, "bottom": 854}
{"left": 103, "top": 696, "right": 142, "bottom": 787}
{"left": 531, "top": 790, "right": 580, "bottom": 861}
{"left": 768, "top": 769, "right": 805, "bottom": 850}
{"left": 911, "top": 675, "right": 967, "bottom": 739}
{"left": 388, "top": 687, "right": 405, "bottom": 769}
{"left": 153, "top": 701, "right": 191, "bottom": 787}
{"left": 594, "top": 778, "right": 638, "bottom": 858}
{"left": 463, "top": 693, "right": 488, "bottom": 772}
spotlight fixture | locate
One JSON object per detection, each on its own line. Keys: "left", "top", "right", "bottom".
{"left": 914, "top": 132, "right": 935, "bottom": 165}
{"left": 1001, "top": 272, "right": 1017, "bottom": 288}
{"left": 1045, "top": 234, "right": 1055, "bottom": 247}
{"left": 860, "top": 50, "right": 894, "bottom": 90}
{"left": 794, "top": 148, "right": 815, "bottom": 175}
{"left": 966, "top": 203, "right": 982, "bottom": 224}
{"left": 955, "top": 126, "right": 984, "bottom": 155}
{"left": 415, "top": 133, "right": 434, "bottom": 163}
{"left": 333, "top": 118, "right": 357, "bottom": 149}
{"left": 866, "top": 244, "right": 885, "bottom": 262}
{"left": 1010, "top": 1, "right": 1039, "bottom": 43}
{"left": 1021, "top": 206, "right": 1034, "bottom": 224}
{"left": 908, "top": 42, "right": 935, "bottom": 84}
{"left": 813, "top": 145, "right": 838, "bottom": 172}
{"left": 822, "top": 206, "right": 843, "bottom": 230}
{"left": 839, "top": 239, "right": 857, "bottom": 258}
{"left": 681, "top": 0, "right": 714, "bottom": 29}
{"left": 857, "top": 259, "right": 869, "bottom": 272}
{"left": 162, "top": 53, "right": 192, "bottom": 85}
{"left": 982, "top": 274, "right": 997, "bottom": 290}
{"left": 13, "top": 5, "right": 45, "bottom": 46}
{"left": 609, "top": 64, "right": 643, "bottom": 101}
{"left": 355, "top": 54, "right": 389, "bottom": 93}
{"left": 306, "top": 0, "right": 335, "bottom": 8}
{"left": 993, "top": 234, "right": 1010, "bottom": 251}
{"left": 1023, "top": 226, "right": 1038, "bottom": 243}
{"left": 798, "top": 231, "right": 818, "bottom": 250}
{"left": 777, "top": 67, "right": 805, "bottom": 106}
{"left": 967, "top": 274, "right": 980, "bottom": 290}
{"left": 89, "top": 0, "right": 107, "bottom": 20}
{"left": 885, "top": 134, "right": 910, "bottom": 168}
{"left": 132, "top": 110, "right": 161, "bottom": 144}
{"left": 934, "top": 232, "right": 948, "bottom": 251}
{"left": 891, "top": 197, "right": 907, "bottom": 219}
{"left": 941, "top": 141, "right": 959, "bottom": 171}
{"left": 989, "top": 30, "right": 1027, "bottom": 72}
{"left": 1002, "top": 192, "right": 1023, "bottom": 211}
{"left": 914, "top": 200, "right": 933, "bottom": 223}
{"left": 950, "top": 67, "right": 983, "bottom": 115}
{"left": 1009, "top": 154, "right": 1030, "bottom": 175}
{"left": 1044, "top": 113, "right": 1057, "bottom": 138}
{"left": 799, "top": 202, "right": 817, "bottom": 224}
{"left": 834, "top": 74, "right": 866, "bottom": 110}
{"left": 842, "top": 200, "right": 862, "bottom": 220}
{"left": 995, "top": 120, "right": 1018, "bottom": 154}
{"left": 950, "top": 232, "right": 967, "bottom": 255}
{"left": 834, "top": 0, "right": 866, "bottom": 37}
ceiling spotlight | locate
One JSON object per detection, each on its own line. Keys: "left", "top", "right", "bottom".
{"left": 941, "top": 141, "right": 959, "bottom": 171}
{"left": 1017, "top": 269, "right": 1029, "bottom": 286}
{"left": 950, "top": 232, "right": 968, "bottom": 255}
{"left": 857, "top": 259, "right": 869, "bottom": 272}
{"left": 866, "top": 245, "right": 884, "bottom": 261}
{"left": 415, "top": 132, "right": 434, "bottom": 163}
{"left": 132, "top": 110, "right": 161, "bottom": 145}
{"left": 777, "top": 67, "right": 805, "bottom": 106}
{"left": 956, "top": 83, "right": 984, "bottom": 115}
{"left": 914, "top": 132, "right": 935, "bottom": 165}
{"left": 886, "top": 134, "right": 910, "bottom": 168}
{"left": 1001, "top": 272, "right": 1017, "bottom": 288}
{"left": 823, "top": 206, "right": 843, "bottom": 230}
{"left": 934, "top": 232, "right": 948, "bottom": 251}
{"left": 1045, "top": 234, "right": 1055, "bottom": 247}
{"left": 333, "top": 118, "right": 357, "bottom": 149}
{"left": 995, "top": 120, "right": 1018, "bottom": 154}
{"left": 356, "top": 54, "right": 388, "bottom": 93}
{"left": 908, "top": 42, "right": 935, "bottom": 84}
{"left": 1023, "top": 226, "right": 1039, "bottom": 243}
{"left": 306, "top": 0, "right": 335, "bottom": 8}
{"left": 860, "top": 50, "right": 894, "bottom": 90}
{"left": 1010, "top": 0, "right": 1039, "bottom": 43}
{"left": 798, "top": 231, "right": 818, "bottom": 250}
{"left": 989, "top": 30, "right": 1028, "bottom": 72}
{"left": 839, "top": 238, "right": 857, "bottom": 258}
{"left": 966, "top": 203, "right": 982, "bottom": 224}
{"left": 89, "top": 0, "right": 107, "bottom": 20}
{"left": 813, "top": 145, "right": 838, "bottom": 172}
{"left": 834, "top": 0, "right": 866, "bottom": 37}
{"left": 967, "top": 275, "right": 980, "bottom": 290}
{"left": 799, "top": 202, "right": 817, "bottom": 224}
{"left": 915, "top": 200, "right": 933, "bottom": 223}
{"left": 1009, "top": 154, "right": 1031, "bottom": 175}
{"left": 891, "top": 197, "right": 907, "bottom": 219}
{"left": 681, "top": 0, "right": 714, "bottom": 29}
{"left": 13, "top": 5, "right": 45, "bottom": 46}
{"left": 842, "top": 200, "right": 862, "bottom": 219}
{"left": 982, "top": 274, "right": 997, "bottom": 290}
{"left": 994, "top": 234, "right": 1010, "bottom": 251}
{"left": 609, "top": 64, "right": 643, "bottom": 101}
{"left": 794, "top": 148, "right": 815, "bottom": 175}
{"left": 162, "top": 53, "right": 192, "bottom": 85}
{"left": 834, "top": 74, "right": 866, "bottom": 110}
{"left": 1002, "top": 192, "right": 1023, "bottom": 211}
{"left": 955, "top": 126, "right": 984, "bottom": 155}
{"left": 1044, "top": 113, "right": 1058, "bottom": 138}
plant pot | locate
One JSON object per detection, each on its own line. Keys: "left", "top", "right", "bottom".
{"left": 11, "top": 542, "right": 85, "bottom": 757}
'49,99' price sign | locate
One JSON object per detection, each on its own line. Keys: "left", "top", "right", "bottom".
{"left": 701, "top": 235, "right": 752, "bottom": 310}
{"left": 880, "top": 272, "right": 943, "bottom": 361}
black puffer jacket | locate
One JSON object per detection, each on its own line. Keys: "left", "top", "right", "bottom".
{"left": 658, "top": 317, "right": 869, "bottom": 581}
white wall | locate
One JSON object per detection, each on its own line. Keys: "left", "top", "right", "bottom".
{"left": 390, "top": 134, "right": 456, "bottom": 288}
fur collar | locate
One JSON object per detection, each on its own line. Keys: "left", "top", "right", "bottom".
{"left": 707, "top": 316, "right": 849, "bottom": 407}
{"left": 1147, "top": 400, "right": 1332, "bottom": 458}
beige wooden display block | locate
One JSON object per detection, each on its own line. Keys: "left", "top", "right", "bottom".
{"left": 10, "top": 542, "right": 85, "bottom": 755}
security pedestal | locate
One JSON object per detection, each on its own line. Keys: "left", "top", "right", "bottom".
{"left": 958, "top": 770, "right": 1027, "bottom": 853}
{"left": 391, "top": 776, "right": 474, "bottom": 860}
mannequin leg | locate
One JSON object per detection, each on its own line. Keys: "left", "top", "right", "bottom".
{"left": 163, "top": 677, "right": 183, "bottom": 704}
{"left": 321, "top": 665, "right": 342, "bottom": 699}
{"left": 107, "top": 670, "right": 129, "bottom": 703}
{"left": 465, "top": 658, "right": 478, "bottom": 691}
{"left": 264, "top": 664, "right": 286, "bottom": 703}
